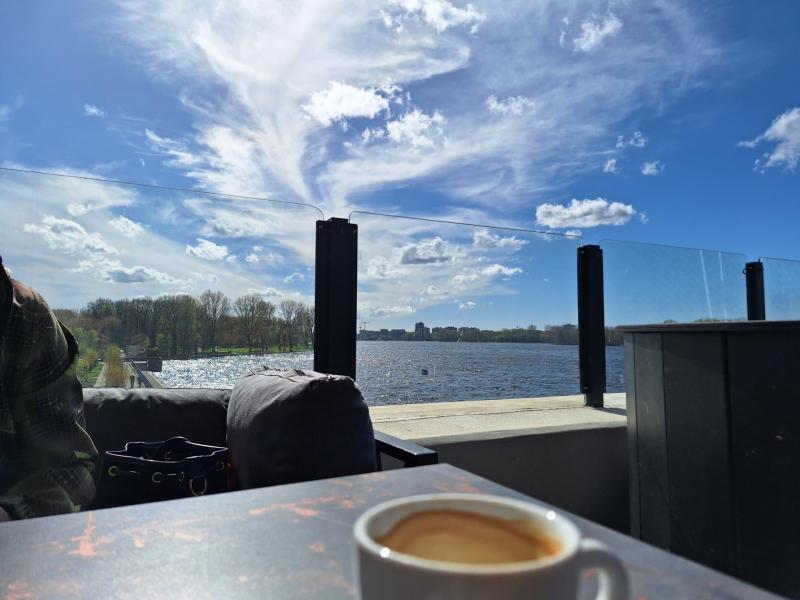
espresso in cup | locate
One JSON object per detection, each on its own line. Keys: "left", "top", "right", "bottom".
{"left": 376, "top": 508, "right": 560, "bottom": 564}
{"left": 354, "top": 494, "right": 629, "bottom": 600}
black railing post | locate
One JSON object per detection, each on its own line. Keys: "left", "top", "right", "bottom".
{"left": 314, "top": 218, "right": 358, "bottom": 379}
{"left": 745, "top": 261, "right": 766, "bottom": 321}
{"left": 578, "top": 245, "right": 606, "bottom": 408}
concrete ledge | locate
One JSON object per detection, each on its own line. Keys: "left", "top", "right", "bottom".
{"left": 370, "top": 393, "right": 626, "bottom": 445}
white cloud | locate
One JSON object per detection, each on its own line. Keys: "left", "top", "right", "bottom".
{"left": 83, "top": 104, "right": 106, "bottom": 118}
{"left": 363, "top": 304, "right": 416, "bottom": 318}
{"left": 564, "top": 229, "right": 583, "bottom": 237}
{"left": 283, "top": 272, "right": 305, "bottom": 283}
{"left": 388, "top": 0, "right": 486, "bottom": 34}
{"left": 481, "top": 264, "right": 523, "bottom": 277}
{"left": 472, "top": 228, "right": 528, "bottom": 251}
{"left": 559, "top": 16, "right": 569, "bottom": 47}
{"left": 486, "top": 95, "right": 535, "bottom": 116}
{"left": 603, "top": 158, "right": 619, "bottom": 173}
{"left": 451, "top": 272, "right": 479, "bottom": 287}
{"left": 88, "top": 259, "right": 178, "bottom": 284}
{"left": 144, "top": 128, "right": 204, "bottom": 169}
{"left": 108, "top": 215, "right": 144, "bottom": 238}
{"left": 616, "top": 131, "right": 647, "bottom": 148}
{"left": 245, "top": 253, "right": 260, "bottom": 263}
{"left": 0, "top": 95, "right": 23, "bottom": 122}
{"left": 302, "top": 82, "right": 390, "bottom": 127}
{"left": 24, "top": 216, "right": 119, "bottom": 256}
{"left": 362, "top": 127, "right": 387, "bottom": 144}
{"left": 459, "top": 300, "right": 476, "bottom": 310}
{"left": 397, "top": 237, "right": 454, "bottom": 264}
{"left": 536, "top": 198, "right": 636, "bottom": 228}
{"left": 573, "top": 11, "right": 623, "bottom": 52}
{"left": 109, "top": 0, "right": 717, "bottom": 216}
{"left": 386, "top": 110, "right": 446, "bottom": 148}
{"left": 641, "top": 160, "right": 663, "bottom": 175}
{"left": 740, "top": 107, "right": 800, "bottom": 171}
{"left": 185, "top": 238, "right": 230, "bottom": 260}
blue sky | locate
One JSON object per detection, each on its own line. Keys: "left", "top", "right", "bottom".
{"left": 1, "top": 0, "right": 798, "bottom": 328}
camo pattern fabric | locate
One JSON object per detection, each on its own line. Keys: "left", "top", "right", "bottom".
{"left": 0, "top": 263, "right": 97, "bottom": 519}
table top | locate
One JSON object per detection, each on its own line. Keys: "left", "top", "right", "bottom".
{"left": 0, "top": 464, "right": 783, "bottom": 600}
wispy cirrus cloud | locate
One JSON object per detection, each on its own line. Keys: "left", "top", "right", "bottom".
{"left": 110, "top": 0, "right": 717, "bottom": 218}
{"left": 572, "top": 11, "right": 622, "bottom": 52}
{"left": 0, "top": 95, "right": 24, "bottom": 122}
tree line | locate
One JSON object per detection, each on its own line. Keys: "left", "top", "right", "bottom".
{"left": 54, "top": 291, "right": 314, "bottom": 360}
{"left": 387, "top": 324, "right": 623, "bottom": 345}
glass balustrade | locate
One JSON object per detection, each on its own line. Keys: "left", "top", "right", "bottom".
{"left": 601, "top": 239, "right": 748, "bottom": 325}
{"left": 350, "top": 211, "right": 582, "bottom": 405}
{"left": 0, "top": 168, "right": 322, "bottom": 389}
{"left": 601, "top": 240, "right": 747, "bottom": 393}
{"left": 761, "top": 257, "right": 800, "bottom": 320}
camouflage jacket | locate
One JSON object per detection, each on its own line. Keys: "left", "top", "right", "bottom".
{"left": 0, "top": 262, "right": 97, "bottom": 519}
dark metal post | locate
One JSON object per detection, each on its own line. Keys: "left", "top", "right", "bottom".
{"left": 745, "top": 261, "right": 765, "bottom": 321}
{"left": 578, "top": 245, "right": 606, "bottom": 408}
{"left": 314, "top": 218, "right": 358, "bottom": 379}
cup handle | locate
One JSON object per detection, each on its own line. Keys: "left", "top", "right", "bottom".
{"left": 577, "top": 539, "right": 630, "bottom": 600}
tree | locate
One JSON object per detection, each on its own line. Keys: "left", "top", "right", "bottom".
{"left": 297, "top": 304, "right": 314, "bottom": 348}
{"left": 155, "top": 295, "right": 199, "bottom": 357}
{"left": 234, "top": 294, "right": 264, "bottom": 353}
{"left": 199, "top": 290, "right": 230, "bottom": 352}
{"left": 278, "top": 299, "right": 303, "bottom": 352}
{"left": 104, "top": 345, "right": 126, "bottom": 387}
{"left": 256, "top": 299, "right": 276, "bottom": 352}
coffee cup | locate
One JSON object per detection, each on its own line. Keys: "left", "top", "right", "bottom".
{"left": 354, "top": 493, "right": 629, "bottom": 599}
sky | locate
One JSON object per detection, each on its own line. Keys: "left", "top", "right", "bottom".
{"left": 1, "top": 0, "right": 798, "bottom": 328}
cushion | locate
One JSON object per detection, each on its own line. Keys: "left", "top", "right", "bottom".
{"left": 83, "top": 388, "right": 230, "bottom": 455}
{"left": 227, "top": 368, "right": 376, "bottom": 489}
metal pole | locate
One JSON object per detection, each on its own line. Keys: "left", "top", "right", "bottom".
{"left": 745, "top": 261, "right": 766, "bottom": 321}
{"left": 578, "top": 245, "right": 606, "bottom": 408}
{"left": 313, "top": 218, "right": 358, "bottom": 379}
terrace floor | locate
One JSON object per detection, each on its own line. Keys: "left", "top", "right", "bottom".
{"left": 370, "top": 392, "right": 626, "bottom": 445}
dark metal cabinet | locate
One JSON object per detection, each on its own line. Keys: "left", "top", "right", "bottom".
{"left": 621, "top": 321, "right": 800, "bottom": 598}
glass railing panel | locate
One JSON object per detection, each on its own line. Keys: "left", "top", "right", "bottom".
{"left": 350, "top": 211, "right": 581, "bottom": 405}
{"left": 0, "top": 168, "right": 321, "bottom": 389}
{"left": 601, "top": 240, "right": 747, "bottom": 393}
{"left": 761, "top": 257, "right": 800, "bottom": 320}
{"left": 602, "top": 239, "right": 747, "bottom": 326}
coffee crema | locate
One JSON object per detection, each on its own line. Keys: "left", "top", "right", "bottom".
{"left": 376, "top": 509, "right": 560, "bottom": 565}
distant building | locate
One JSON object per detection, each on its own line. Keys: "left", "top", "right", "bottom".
{"left": 414, "top": 321, "right": 430, "bottom": 340}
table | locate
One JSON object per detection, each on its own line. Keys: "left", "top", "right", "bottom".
{"left": 0, "top": 464, "right": 783, "bottom": 599}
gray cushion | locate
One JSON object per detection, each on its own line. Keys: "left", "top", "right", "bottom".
{"left": 83, "top": 388, "right": 229, "bottom": 455}
{"left": 227, "top": 368, "right": 376, "bottom": 489}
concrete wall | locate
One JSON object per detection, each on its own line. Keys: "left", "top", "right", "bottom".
{"left": 372, "top": 394, "right": 630, "bottom": 534}
{"left": 425, "top": 425, "right": 629, "bottom": 533}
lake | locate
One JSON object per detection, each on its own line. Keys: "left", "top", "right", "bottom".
{"left": 159, "top": 341, "right": 625, "bottom": 406}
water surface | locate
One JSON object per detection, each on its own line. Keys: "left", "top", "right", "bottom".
{"left": 159, "top": 341, "right": 624, "bottom": 405}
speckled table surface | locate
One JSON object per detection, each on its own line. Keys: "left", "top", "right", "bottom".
{"left": 0, "top": 464, "right": 784, "bottom": 599}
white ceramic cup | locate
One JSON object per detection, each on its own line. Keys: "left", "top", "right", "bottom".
{"left": 354, "top": 493, "right": 629, "bottom": 600}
